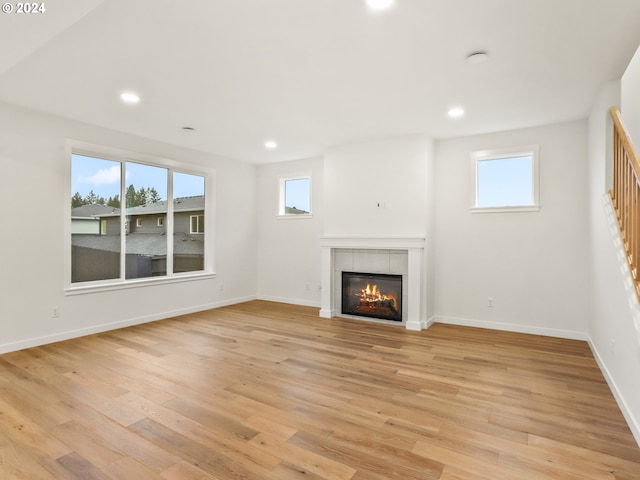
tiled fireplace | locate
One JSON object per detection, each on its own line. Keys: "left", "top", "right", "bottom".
{"left": 319, "top": 236, "right": 427, "bottom": 330}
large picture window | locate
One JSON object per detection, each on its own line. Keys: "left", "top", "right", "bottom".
{"left": 69, "top": 145, "right": 211, "bottom": 288}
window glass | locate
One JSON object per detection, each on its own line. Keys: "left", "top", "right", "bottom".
{"left": 125, "top": 163, "right": 168, "bottom": 279}
{"left": 279, "top": 175, "right": 311, "bottom": 216}
{"left": 71, "top": 154, "right": 121, "bottom": 282}
{"left": 477, "top": 156, "right": 533, "bottom": 208}
{"left": 471, "top": 146, "right": 539, "bottom": 212}
{"left": 174, "top": 172, "right": 205, "bottom": 273}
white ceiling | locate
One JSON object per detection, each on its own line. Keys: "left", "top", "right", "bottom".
{"left": 1, "top": 0, "right": 639, "bottom": 164}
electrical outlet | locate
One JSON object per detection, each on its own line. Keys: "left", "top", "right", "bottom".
{"left": 51, "top": 306, "right": 60, "bottom": 318}
{"left": 487, "top": 297, "right": 494, "bottom": 307}
{"left": 376, "top": 201, "right": 386, "bottom": 209}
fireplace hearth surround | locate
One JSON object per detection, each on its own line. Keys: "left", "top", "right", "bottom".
{"left": 320, "top": 236, "right": 427, "bottom": 330}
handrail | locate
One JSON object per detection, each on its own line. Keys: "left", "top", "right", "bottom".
{"left": 610, "top": 107, "right": 640, "bottom": 173}
{"left": 610, "top": 107, "right": 640, "bottom": 302}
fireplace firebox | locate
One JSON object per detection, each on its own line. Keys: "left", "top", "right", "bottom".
{"left": 341, "top": 271, "right": 402, "bottom": 322}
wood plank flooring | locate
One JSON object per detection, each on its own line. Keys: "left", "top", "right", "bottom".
{"left": 1, "top": 300, "right": 639, "bottom": 479}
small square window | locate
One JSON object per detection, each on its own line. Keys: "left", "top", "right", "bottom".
{"left": 279, "top": 174, "right": 312, "bottom": 217}
{"left": 471, "top": 145, "right": 540, "bottom": 213}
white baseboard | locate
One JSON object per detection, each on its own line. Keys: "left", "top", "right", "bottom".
{"left": 256, "top": 294, "right": 321, "bottom": 309}
{"left": 0, "top": 295, "right": 256, "bottom": 355}
{"left": 588, "top": 337, "right": 640, "bottom": 447}
{"left": 319, "top": 308, "right": 334, "bottom": 318}
{"left": 435, "top": 315, "right": 589, "bottom": 341}
{"left": 406, "top": 315, "right": 436, "bottom": 331}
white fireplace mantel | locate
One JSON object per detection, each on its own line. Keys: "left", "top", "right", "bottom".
{"left": 319, "top": 236, "right": 427, "bottom": 331}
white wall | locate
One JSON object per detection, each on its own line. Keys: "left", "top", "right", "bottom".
{"left": 622, "top": 45, "right": 640, "bottom": 148}
{"left": 434, "top": 120, "right": 590, "bottom": 338}
{"left": 590, "top": 79, "right": 640, "bottom": 442}
{"left": 324, "top": 134, "right": 433, "bottom": 238}
{"left": 256, "top": 156, "right": 324, "bottom": 306}
{"left": 0, "top": 102, "right": 257, "bottom": 353}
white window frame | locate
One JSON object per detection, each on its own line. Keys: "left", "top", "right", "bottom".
{"left": 278, "top": 172, "right": 313, "bottom": 218}
{"left": 190, "top": 214, "right": 204, "bottom": 234}
{"left": 64, "top": 140, "right": 216, "bottom": 294}
{"left": 136, "top": 218, "right": 143, "bottom": 227}
{"left": 157, "top": 216, "right": 164, "bottom": 227}
{"left": 470, "top": 145, "right": 540, "bottom": 213}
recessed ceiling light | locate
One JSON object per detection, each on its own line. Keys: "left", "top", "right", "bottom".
{"left": 120, "top": 92, "right": 140, "bottom": 104}
{"left": 467, "top": 52, "right": 488, "bottom": 64}
{"left": 265, "top": 140, "right": 278, "bottom": 149}
{"left": 448, "top": 107, "right": 465, "bottom": 118}
{"left": 366, "top": 0, "right": 394, "bottom": 10}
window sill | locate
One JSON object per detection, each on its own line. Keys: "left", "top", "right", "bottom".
{"left": 277, "top": 214, "right": 313, "bottom": 220}
{"left": 471, "top": 205, "right": 540, "bottom": 214}
{"left": 65, "top": 272, "right": 216, "bottom": 296}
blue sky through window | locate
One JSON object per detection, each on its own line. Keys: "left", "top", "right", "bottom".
{"left": 72, "top": 154, "right": 120, "bottom": 199}
{"left": 174, "top": 171, "right": 204, "bottom": 198}
{"left": 126, "top": 162, "right": 167, "bottom": 203}
{"left": 476, "top": 156, "right": 533, "bottom": 207}
{"left": 72, "top": 154, "right": 204, "bottom": 200}
{"left": 285, "top": 177, "right": 311, "bottom": 212}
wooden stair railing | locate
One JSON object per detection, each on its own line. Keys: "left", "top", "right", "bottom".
{"left": 610, "top": 106, "right": 640, "bottom": 302}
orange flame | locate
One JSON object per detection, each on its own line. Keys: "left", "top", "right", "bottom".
{"left": 358, "top": 283, "right": 397, "bottom": 309}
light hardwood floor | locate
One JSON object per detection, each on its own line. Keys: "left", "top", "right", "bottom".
{"left": 1, "top": 300, "right": 639, "bottom": 479}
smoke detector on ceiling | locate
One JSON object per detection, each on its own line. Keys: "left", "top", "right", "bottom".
{"left": 467, "top": 52, "right": 489, "bottom": 64}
